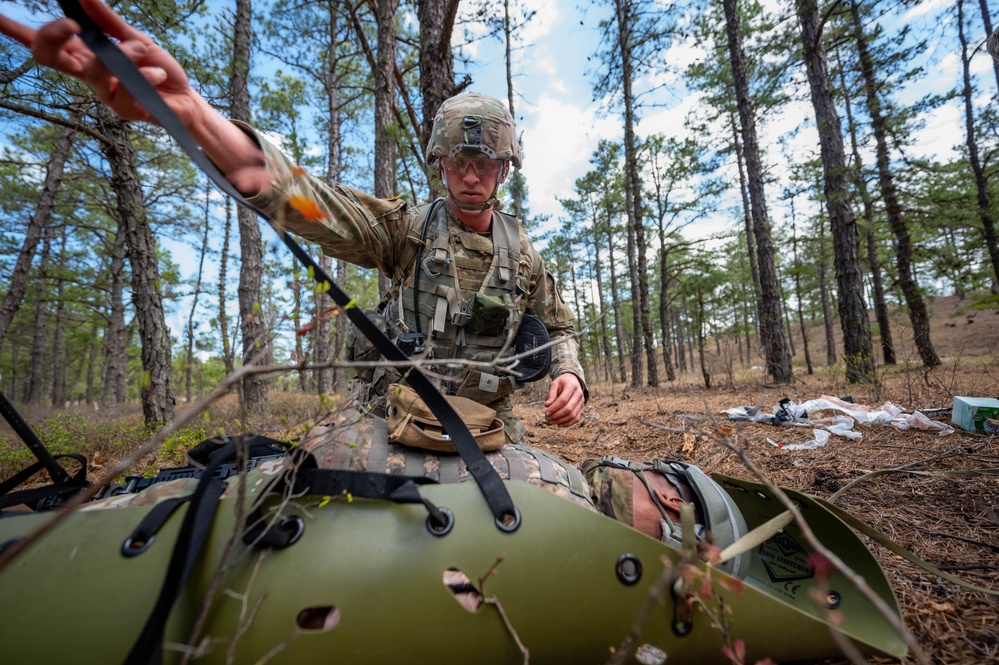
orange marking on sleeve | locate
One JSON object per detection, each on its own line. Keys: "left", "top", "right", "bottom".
{"left": 289, "top": 196, "right": 329, "bottom": 222}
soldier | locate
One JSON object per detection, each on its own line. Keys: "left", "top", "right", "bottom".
{"left": 0, "top": 1, "right": 587, "bottom": 444}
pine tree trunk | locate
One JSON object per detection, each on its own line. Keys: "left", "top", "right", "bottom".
{"left": 218, "top": 201, "right": 235, "bottom": 377}
{"left": 101, "top": 229, "right": 128, "bottom": 407}
{"left": 815, "top": 209, "right": 837, "bottom": 366}
{"left": 374, "top": 0, "right": 398, "bottom": 298}
{"left": 850, "top": 0, "right": 938, "bottom": 368}
{"left": 796, "top": 0, "right": 875, "bottom": 383}
{"left": 732, "top": 118, "right": 756, "bottom": 360}
{"left": 789, "top": 213, "right": 814, "bottom": 375}
{"left": 835, "top": 46, "right": 895, "bottom": 365}
{"left": 605, "top": 225, "right": 628, "bottom": 384}
{"left": 0, "top": 120, "right": 76, "bottom": 350}
{"left": 731, "top": 111, "right": 760, "bottom": 300}
{"left": 26, "top": 230, "right": 50, "bottom": 404}
{"left": 777, "top": 270, "right": 796, "bottom": 359}
{"left": 418, "top": 0, "right": 460, "bottom": 155}
{"left": 679, "top": 294, "right": 691, "bottom": 373}
{"left": 568, "top": 255, "right": 590, "bottom": 379}
{"left": 231, "top": 0, "right": 269, "bottom": 410}
{"left": 958, "top": 0, "right": 999, "bottom": 293}
{"left": 696, "top": 291, "right": 710, "bottom": 389}
{"left": 741, "top": 301, "right": 751, "bottom": 367}
{"left": 85, "top": 320, "right": 99, "bottom": 405}
{"left": 589, "top": 235, "right": 616, "bottom": 383}
{"left": 98, "top": 108, "right": 175, "bottom": 426}
{"left": 293, "top": 273, "right": 308, "bottom": 391}
{"left": 722, "top": 0, "right": 792, "bottom": 384}
{"left": 187, "top": 178, "right": 211, "bottom": 403}
{"left": 49, "top": 229, "right": 67, "bottom": 408}
{"left": 613, "top": 0, "right": 656, "bottom": 388}
{"left": 979, "top": 0, "right": 999, "bottom": 94}
{"left": 317, "top": 1, "right": 343, "bottom": 395}
{"left": 658, "top": 222, "right": 676, "bottom": 382}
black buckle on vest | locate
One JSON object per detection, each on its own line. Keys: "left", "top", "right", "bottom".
{"left": 396, "top": 332, "right": 426, "bottom": 355}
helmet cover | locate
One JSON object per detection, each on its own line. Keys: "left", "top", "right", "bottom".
{"left": 426, "top": 92, "right": 523, "bottom": 168}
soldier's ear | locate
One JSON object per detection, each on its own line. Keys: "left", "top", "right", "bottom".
{"left": 499, "top": 162, "right": 510, "bottom": 184}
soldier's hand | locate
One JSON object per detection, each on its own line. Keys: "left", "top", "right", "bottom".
{"left": 545, "top": 373, "right": 584, "bottom": 428}
{"left": 0, "top": 0, "right": 201, "bottom": 125}
{"left": 1, "top": 1, "right": 269, "bottom": 193}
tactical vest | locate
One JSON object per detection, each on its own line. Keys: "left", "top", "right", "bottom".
{"left": 360, "top": 200, "right": 530, "bottom": 405}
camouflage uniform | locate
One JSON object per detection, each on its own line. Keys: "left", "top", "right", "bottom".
{"left": 235, "top": 108, "right": 586, "bottom": 443}
{"left": 298, "top": 408, "right": 596, "bottom": 511}
{"left": 79, "top": 457, "right": 289, "bottom": 512}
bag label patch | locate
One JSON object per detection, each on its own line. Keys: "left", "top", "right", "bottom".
{"left": 758, "top": 532, "right": 814, "bottom": 583}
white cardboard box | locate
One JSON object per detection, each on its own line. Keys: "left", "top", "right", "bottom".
{"left": 951, "top": 396, "right": 999, "bottom": 432}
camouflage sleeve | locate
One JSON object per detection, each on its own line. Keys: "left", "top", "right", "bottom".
{"left": 521, "top": 234, "right": 588, "bottom": 398}
{"left": 233, "top": 121, "right": 414, "bottom": 276}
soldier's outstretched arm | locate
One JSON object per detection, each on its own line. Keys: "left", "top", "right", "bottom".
{"left": 0, "top": 0, "right": 269, "bottom": 195}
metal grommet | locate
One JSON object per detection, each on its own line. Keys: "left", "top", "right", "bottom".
{"left": 672, "top": 616, "right": 693, "bottom": 637}
{"left": 616, "top": 553, "right": 643, "bottom": 585}
{"left": 121, "top": 535, "right": 155, "bottom": 557}
{"left": 825, "top": 590, "right": 842, "bottom": 609}
{"left": 427, "top": 507, "right": 455, "bottom": 537}
{"left": 281, "top": 516, "right": 306, "bottom": 547}
{"left": 670, "top": 579, "right": 694, "bottom": 637}
{"left": 495, "top": 507, "right": 521, "bottom": 533}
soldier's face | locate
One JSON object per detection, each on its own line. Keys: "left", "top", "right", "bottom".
{"left": 632, "top": 473, "right": 690, "bottom": 541}
{"left": 442, "top": 154, "right": 506, "bottom": 204}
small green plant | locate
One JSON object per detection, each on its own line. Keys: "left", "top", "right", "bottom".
{"left": 971, "top": 293, "right": 999, "bottom": 310}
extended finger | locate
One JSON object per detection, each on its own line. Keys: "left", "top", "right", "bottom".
{"left": 76, "top": 0, "right": 144, "bottom": 42}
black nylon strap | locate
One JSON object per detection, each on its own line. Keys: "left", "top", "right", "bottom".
{"left": 122, "top": 444, "right": 231, "bottom": 665}
{"left": 242, "top": 468, "right": 446, "bottom": 549}
{"left": 0, "top": 454, "right": 88, "bottom": 510}
{"left": 123, "top": 495, "right": 191, "bottom": 548}
{"left": 57, "top": 0, "right": 515, "bottom": 525}
{"left": 292, "top": 467, "right": 432, "bottom": 497}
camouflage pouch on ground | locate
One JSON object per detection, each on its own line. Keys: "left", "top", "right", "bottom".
{"left": 385, "top": 383, "right": 505, "bottom": 452}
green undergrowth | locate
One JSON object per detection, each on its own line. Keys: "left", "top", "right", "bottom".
{"left": 0, "top": 411, "right": 149, "bottom": 481}
{"left": 0, "top": 391, "right": 342, "bottom": 483}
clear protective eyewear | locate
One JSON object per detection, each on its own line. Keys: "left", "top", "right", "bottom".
{"left": 443, "top": 156, "right": 502, "bottom": 177}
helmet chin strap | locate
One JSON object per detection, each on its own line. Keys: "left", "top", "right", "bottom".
{"left": 441, "top": 164, "right": 505, "bottom": 213}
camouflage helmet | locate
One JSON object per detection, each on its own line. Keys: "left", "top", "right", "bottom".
{"left": 426, "top": 92, "right": 523, "bottom": 169}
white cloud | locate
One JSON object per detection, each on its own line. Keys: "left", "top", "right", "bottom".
{"left": 903, "top": 0, "right": 951, "bottom": 21}
{"left": 519, "top": 0, "right": 561, "bottom": 45}
{"left": 910, "top": 104, "right": 964, "bottom": 161}
{"left": 518, "top": 94, "right": 621, "bottom": 221}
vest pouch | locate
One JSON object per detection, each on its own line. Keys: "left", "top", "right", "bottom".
{"left": 345, "top": 309, "right": 390, "bottom": 382}
{"left": 466, "top": 292, "right": 513, "bottom": 336}
{"left": 385, "top": 383, "right": 505, "bottom": 453}
{"left": 454, "top": 367, "right": 514, "bottom": 404}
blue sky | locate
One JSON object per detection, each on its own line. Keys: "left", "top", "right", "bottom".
{"left": 456, "top": 0, "right": 996, "bottom": 243}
